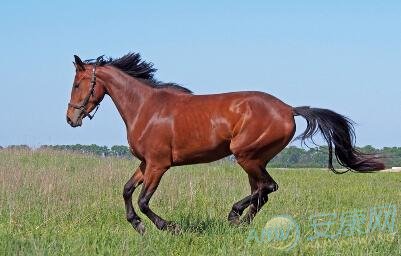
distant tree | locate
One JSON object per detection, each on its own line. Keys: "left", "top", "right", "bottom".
{"left": 359, "top": 145, "right": 377, "bottom": 154}
{"left": 110, "top": 145, "right": 131, "bottom": 158}
{"left": 7, "top": 145, "right": 30, "bottom": 150}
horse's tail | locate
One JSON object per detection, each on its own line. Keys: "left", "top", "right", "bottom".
{"left": 293, "top": 106, "right": 385, "bottom": 173}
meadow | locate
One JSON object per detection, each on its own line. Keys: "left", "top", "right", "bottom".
{"left": 0, "top": 149, "right": 400, "bottom": 255}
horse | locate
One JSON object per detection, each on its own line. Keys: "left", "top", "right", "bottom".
{"left": 66, "top": 52, "right": 385, "bottom": 234}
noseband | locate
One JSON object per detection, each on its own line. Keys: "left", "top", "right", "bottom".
{"left": 68, "top": 58, "right": 102, "bottom": 120}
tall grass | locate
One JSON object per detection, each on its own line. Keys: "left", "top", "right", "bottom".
{"left": 0, "top": 149, "right": 400, "bottom": 255}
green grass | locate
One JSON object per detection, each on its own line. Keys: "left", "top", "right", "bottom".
{"left": 0, "top": 149, "right": 400, "bottom": 255}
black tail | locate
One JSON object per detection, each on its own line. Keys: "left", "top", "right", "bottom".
{"left": 293, "top": 106, "right": 385, "bottom": 173}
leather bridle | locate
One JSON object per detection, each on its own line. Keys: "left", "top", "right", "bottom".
{"left": 68, "top": 58, "right": 101, "bottom": 120}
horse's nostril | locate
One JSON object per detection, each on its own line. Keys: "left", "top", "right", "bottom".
{"left": 66, "top": 116, "right": 72, "bottom": 124}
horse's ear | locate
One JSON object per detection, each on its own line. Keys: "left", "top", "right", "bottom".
{"left": 73, "top": 55, "right": 85, "bottom": 71}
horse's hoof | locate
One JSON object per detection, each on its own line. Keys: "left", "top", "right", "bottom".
{"left": 228, "top": 213, "right": 241, "bottom": 225}
{"left": 228, "top": 218, "right": 241, "bottom": 225}
{"left": 133, "top": 221, "right": 146, "bottom": 235}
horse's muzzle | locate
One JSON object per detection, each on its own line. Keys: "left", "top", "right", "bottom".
{"left": 66, "top": 115, "right": 82, "bottom": 127}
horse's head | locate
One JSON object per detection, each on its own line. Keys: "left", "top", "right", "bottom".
{"left": 66, "top": 55, "right": 106, "bottom": 127}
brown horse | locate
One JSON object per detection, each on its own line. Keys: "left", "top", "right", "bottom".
{"left": 66, "top": 53, "right": 384, "bottom": 234}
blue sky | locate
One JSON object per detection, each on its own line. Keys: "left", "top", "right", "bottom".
{"left": 0, "top": 1, "right": 400, "bottom": 147}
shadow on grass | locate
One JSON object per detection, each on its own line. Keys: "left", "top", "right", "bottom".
{"left": 174, "top": 216, "right": 251, "bottom": 235}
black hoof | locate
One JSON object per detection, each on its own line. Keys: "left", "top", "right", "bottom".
{"left": 132, "top": 221, "right": 146, "bottom": 235}
{"left": 228, "top": 212, "right": 241, "bottom": 225}
{"left": 229, "top": 219, "right": 241, "bottom": 225}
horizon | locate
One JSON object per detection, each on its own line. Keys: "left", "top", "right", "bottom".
{"left": 2, "top": 143, "right": 400, "bottom": 151}
{"left": 1, "top": 1, "right": 400, "bottom": 148}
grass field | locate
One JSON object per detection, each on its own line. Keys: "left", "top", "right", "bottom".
{"left": 0, "top": 149, "right": 400, "bottom": 255}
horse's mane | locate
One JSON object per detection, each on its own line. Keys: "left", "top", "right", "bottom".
{"left": 84, "top": 53, "right": 192, "bottom": 94}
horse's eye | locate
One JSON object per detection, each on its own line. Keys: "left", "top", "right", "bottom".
{"left": 74, "top": 82, "right": 79, "bottom": 88}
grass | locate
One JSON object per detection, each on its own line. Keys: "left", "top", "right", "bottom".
{"left": 0, "top": 149, "right": 400, "bottom": 255}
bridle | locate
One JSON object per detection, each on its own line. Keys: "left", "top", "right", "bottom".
{"left": 68, "top": 57, "right": 102, "bottom": 120}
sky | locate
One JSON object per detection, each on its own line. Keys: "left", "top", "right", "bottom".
{"left": 0, "top": 1, "right": 400, "bottom": 148}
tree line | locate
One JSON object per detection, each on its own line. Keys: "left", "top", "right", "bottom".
{"left": 2, "top": 144, "right": 401, "bottom": 168}
{"left": 268, "top": 145, "right": 401, "bottom": 168}
{"left": 5, "top": 144, "right": 131, "bottom": 158}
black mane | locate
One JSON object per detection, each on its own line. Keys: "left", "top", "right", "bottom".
{"left": 84, "top": 53, "right": 192, "bottom": 94}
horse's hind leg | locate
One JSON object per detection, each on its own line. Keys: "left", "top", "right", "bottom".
{"left": 123, "top": 162, "right": 145, "bottom": 234}
{"left": 228, "top": 113, "right": 295, "bottom": 224}
{"left": 240, "top": 168, "right": 278, "bottom": 224}
{"left": 227, "top": 159, "right": 277, "bottom": 224}
{"left": 238, "top": 137, "right": 295, "bottom": 223}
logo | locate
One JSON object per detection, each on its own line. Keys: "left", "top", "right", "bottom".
{"left": 246, "top": 215, "right": 300, "bottom": 251}
{"left": 246, "top": 204, "right": 396, "bottom": 251}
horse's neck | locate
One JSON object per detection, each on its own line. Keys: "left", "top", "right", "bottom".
{"left": 98, "top": 67, "right": 152, "bottom": 129}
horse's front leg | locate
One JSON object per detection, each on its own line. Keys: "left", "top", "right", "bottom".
{"left": 123, "top": 162, "right": 145, "bottom": 234}
{"left": 137, "top": 163, "right": 180, "bottom": 234}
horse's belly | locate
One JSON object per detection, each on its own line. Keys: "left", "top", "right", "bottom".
{"left": 171, "top": 140, "right": 231, "bottom": 166}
